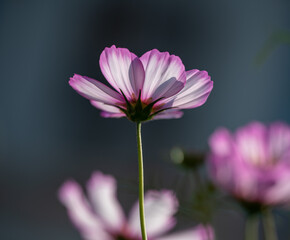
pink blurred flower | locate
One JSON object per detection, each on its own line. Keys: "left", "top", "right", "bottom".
{"left": 208, "top": 121, "right": 290, "bottom": 206}
{"left": 59, "top": 172, "right": 214, "bottom": 240}
{"left": 69, "top": 45, "right": 213, "bottom": 122}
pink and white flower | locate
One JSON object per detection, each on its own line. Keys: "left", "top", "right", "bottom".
{"left": 208, "top": 121, "right": 290, "bottom": 206}
{"left": 69, "top": 45, "right": 213, "bottom": 122}
{"left": 59, "top": 171, "right": 214, "bottom": 240}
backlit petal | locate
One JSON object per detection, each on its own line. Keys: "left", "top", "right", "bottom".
{"left": 58, "top": 181, "right": 111, "bottom": 240}
{"left": 155, "top": 225, "right": 214, "bottom": 240}
{"left": 268, "top": 122, "right": 290, "bottom": 162}
{"left": 140, "top": 49, "right": 186, "bottom": 101}
{"left": 86, "top": 172, "right": 126, "bottom": 232}
{"left": 171, "top": 70, "right": 213, "bottom": 109}
{"left": 100, "top": 45, "right": 145, "bottom": 100}
{"left": 69, "top": 74, "right": 124, "bottom": 105}
{"left": 152, "top": 109, "right": 184, "bottom": 120}
{"left": 235, "top": 122, "right": 268, "bottom": 166}
{"left": 128, "top": 190, "right": 178, "bottom": 238}
{"left": 90, "top": 101, "right": 126, "bottom": 118}
{"left": 209, "top": 128, "right": 234, "bottom": 157}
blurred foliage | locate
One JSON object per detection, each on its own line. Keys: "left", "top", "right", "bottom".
{"left": 170, "top": 147, "right": 205, "bottom": 170}
{"left": 255, "top": 30, "right": 290, "bottom": 66}
{"left": 170, "top": 147, "right": 218, "bottom": 224}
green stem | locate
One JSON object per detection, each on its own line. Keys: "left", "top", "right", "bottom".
{"left": 245, "top": 215, "right": 259, "bottom": 240}
{"left": 136, "top": 122, "right": 147, "bottom": 240}
{"left": 262, "top": 209, "right": 278, "bottom": 240}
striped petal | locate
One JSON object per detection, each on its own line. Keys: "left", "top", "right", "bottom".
{"left": 90, "top": 101, "right": 126, "bottom": 118}
{"left": 86, "top": 172, "right": 126, "bottom": 232}
{"left": 170, "top": 70, "right": 213, "bottom": 109}
{"left": 152, "top": 109, "right": 184, "bottom": 120}
{"left": 69, "top": 74, "right": 124, "bottom": 105}
{"left": 58, "top": 181, "right": 112, "bottom": 240}
{"left": 100, "top": 45, "right": 145, "bottom": 101}
{"left": 128, "top": 190, "right": 178, "bottom": 238}
{"left": 140, "top": 49, "right": 186, "bottom": 102}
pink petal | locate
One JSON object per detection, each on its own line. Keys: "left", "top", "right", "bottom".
{"left": 235, "top": 122, "right": 268, "bottom": 166}
{"left": 265, "top": 171, "right": 290, "bottom": 205}
{"left": 69, "top": 74, "right": 124, "bottom": 105}
{"left": 128, "top": 190, "right": 178, "bottom": 238}
{"left": 209, "top": 127, "right": 262, "bottom": 201}
{"left": 58, "top": 181, "right": 111, "bottom": 240}
{"left": 100, "top": 45, "right": 145, "bottom": 100}
{"left": 140, "top": 49, "right": 186, "bottom": 102}
{"left": 152, "top": 109, "right": 184, "bottom": 120}
{"left": 86, "top": 172, "right": 126, "bottom": 232}
{"left": 268, "top": 122, "right": 290, "bottom": 162}
{"left": 208, "top": 128, "right": 233, "bottom": 157}
{"left": 90, "top": 101, "right": 126, "bottom": 118}
{"left": 155, "top": 225, "right": 214, "bottom": 240}
{"left": 208, "top": 129, "right": 239, "bottom": 195}
{"left": 170, "top": 70, "right": 213, "bottom": 109}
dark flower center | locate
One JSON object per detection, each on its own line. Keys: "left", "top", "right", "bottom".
{"left": 115, "top": 234, "right": 139, "bottom": 240}
{"left": 116, "top": 236, "right": 129, "bottom": 240}
{"left": 119, "top": 90, "right": 168, "bottom": 122}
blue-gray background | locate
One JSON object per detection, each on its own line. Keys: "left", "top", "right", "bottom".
{"left": 1, "top": 0, "right": 290, "bottom": 239}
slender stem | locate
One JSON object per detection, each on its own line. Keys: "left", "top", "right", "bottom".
{"left": 245, "top": 215, "right": 259, "bottom": 240}
{"left": 136, "top": 122, "right": 147, "bottom": 240}
{"left": 262, "top": 209, "right": 278, "bottom": 240}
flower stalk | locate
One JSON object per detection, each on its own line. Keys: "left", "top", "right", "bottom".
{"left": 245, "top": 215, "right": 259, "bottom": 240}
{"left": 136, "top": 122, "right": 147, "bottom": 240}
{"left": 262, "top": 209, "right": 278, "bottom": 240}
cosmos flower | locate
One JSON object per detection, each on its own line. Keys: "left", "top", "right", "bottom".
{"left": 58, "top": 171, "right": 214, "bottom": 240}
{"left": 69, "top": 45, "right": 213, "bottom": 122}
{"left": 208, "top": 121, "right": 290, "bottom": 207}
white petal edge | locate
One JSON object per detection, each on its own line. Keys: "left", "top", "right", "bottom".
{"left": 155, "top": 225, "right": 215, "bottom": 240}
{"left": 140, "top": 49, "right": 186, "bottom": 102}
{"left": 152, "top": 109, "right": 184, "bottom": 120}
{"left": 100, "top": 45, "right": 145, "bottom": 101}
{"left": 128, "top": 190, "right": 178, "bottom": 238}
{"left": 170, "top": 70, "right": 213, "bottom": 109}
{"left": 58, "top": 181, "right": 112, "bottom": 240}
{"left": 86, "top": 172, "right": 126, "bottom": 232}
{"left": 69, "top": 74, "right": 124, "bottom": 105}
{"left": 90, "top": 101, "right": 126, "bottom": 118}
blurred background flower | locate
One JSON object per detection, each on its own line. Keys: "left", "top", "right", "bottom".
{"left": 208, "top": 121, "right": 290, "bottom": 208}
{"left": 59, "top": 171, "right": 214, "bottom": 240}
{"left": 208, "top": 121, "right": 290, "bottom": 240}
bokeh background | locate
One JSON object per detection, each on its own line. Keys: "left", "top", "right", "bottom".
{"left": 1, "top": 0, "right": 290, "bottom": 239}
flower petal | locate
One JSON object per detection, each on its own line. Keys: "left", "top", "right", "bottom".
{"left": 140, "top": 49, "right": 186, "bottom": 102}
{"left": 100, "top": 45, "right": 145, "bottom": 100}
{"left": 90, "top": 101, "right": 126, "bottom": 118}
{"left": 69, "top": 74, "right": 124, "bottom": 105}
{"left": 155, "top": 225, "right": 214, "bottom": 240}
{"left": 58, "top": 181, "right": 112, "bottom": 240}
{"left": 152, "top": 109, "right": 184, "bottom": 120}
{"left": 268, "top": 122, "right": 290, "bottom": 162}
{"left": 265, "top": 170, "right": 290, "bottom": 205}
{"left": 235, "top": 122, "right": 268, "bottom": 166}
{"left": 170, "top": 70, "right": 213, "bottom": 109}
{"left": 86, "top": 172, "right": 126, "bottom": 232}
{"left": 208, "top": 128, "right": 234, "bottom": 157}
{"left": 128, "top": 190, "right": 178, "bottom": 238}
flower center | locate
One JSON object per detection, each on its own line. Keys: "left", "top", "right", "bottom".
{"left": 119, "top": 90, "right": 167, "bottom": 122}
{"left": 245, "top": 155, "right": 279, "bottom": 169}
{"left": 115, "top": 234, "right": 139, "bottom": 240}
